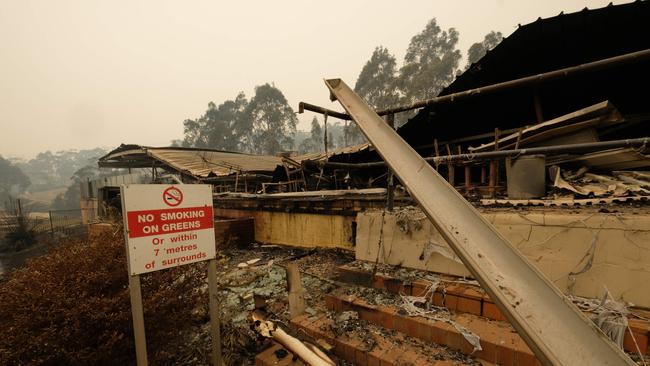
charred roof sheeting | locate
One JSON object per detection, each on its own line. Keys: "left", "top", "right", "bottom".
{"left": 292, "top": 143, "right": 371, "bottom": 163}
{"left": 397, "top": 1, "right": 650, "bottom": 148}
{"left": 98, "top": 144, "right": 283, "bottom": 178}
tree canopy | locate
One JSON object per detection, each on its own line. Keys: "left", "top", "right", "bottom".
{"left": 182, "top": 92, "right": 248, "bottom": 151}
{"left": 177, "top": 18, "right": 499, "bottom": 151}
{"left": 0, "top": 156, "right": 30, "bottom": 203}
{"left": 181, "top": 83, "right": 297, "bottom": 156}
{"left": 467, "top": 31, "right": 503, "bottom": 67}
{"left": 14, "top": 148, "right": 107, "bottom": 192}
{"left": 347, "top": 18, "right": 464, "bottom": 130}
{"left": 298, "top": 117, "right": 323, "bottom": 154}
{"left": 398, "top": 18, "right": 462, "bottom": 102}
{"left": 354, "top": 46, "right": 400, "bottom": 110}
{"left": 296, "top": 116, "right": 338, "bottom": 154}
{"left": 244, "top": 83, "right": 298, "bottom": 155}
{"left": 350, "top": 46, "right": 401, "bottom": 143}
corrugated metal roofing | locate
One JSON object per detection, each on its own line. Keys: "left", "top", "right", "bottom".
{"left": 98, "top": 144, "right": 283, "bottom": 178}
{"left": 147, "top": 148, "right": 283, "bottom": 177}
{"left": 291, "top": 143, "right": 371, "bottom": 162}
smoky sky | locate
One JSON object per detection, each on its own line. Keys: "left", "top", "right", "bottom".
{"left": 0, "top": 0, "right": 626, "bottom": 158}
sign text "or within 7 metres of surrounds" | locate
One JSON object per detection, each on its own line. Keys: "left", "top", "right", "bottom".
{"left": 121, "top": 184, "right": 216, "bottom": 275}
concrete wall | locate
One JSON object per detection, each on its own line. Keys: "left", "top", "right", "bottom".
{"left": 80, "top": 198, "right": 98, "bottom": 224}
{"left": 356, "top": 208, "right": 650, "bottom": 308}
{"left": 214, "top": 208, "right": 355, "bottom": 249}
{"left": 213, "top": 204, "right": 650, "bottom": 307}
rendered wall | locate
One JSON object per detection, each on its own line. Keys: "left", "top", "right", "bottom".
{"left": 356, "top": 208, "right": 650, "bottom": 308}
{"left": 80, "top": 198, "right": 98, "bottom": 224}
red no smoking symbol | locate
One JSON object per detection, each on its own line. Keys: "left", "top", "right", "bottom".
{"left": 163, "top": 186, "right": 183, "bottom": 207}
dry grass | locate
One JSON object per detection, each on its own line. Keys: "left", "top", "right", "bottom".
{"left": 0, "top": 227, "right": 209, "bottom": 365}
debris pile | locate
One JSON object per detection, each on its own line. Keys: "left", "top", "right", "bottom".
{"left": 552, "top": 167, "right": 650, "bottom": 199}
{"left": 336, "top": 278, "right": 484, "bottom": 353}
{"left": 571, "top": 290, "right": 633, "bottom": 349}
{"left": 321, "top": 308, "right": 480, "bottom": 365}
{"left": 394, "top": 206, "right": 426, "bottom": 235}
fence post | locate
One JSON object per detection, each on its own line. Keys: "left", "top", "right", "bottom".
{"left": 49, "top": 210, "right": 54, "bottom": 236}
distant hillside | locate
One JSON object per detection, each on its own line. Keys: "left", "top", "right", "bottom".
{"left": 11, "top": 148, "right": 108, "bottom": 193}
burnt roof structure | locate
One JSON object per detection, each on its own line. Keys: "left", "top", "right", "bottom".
{"left": 397, "top": 1, "right": 650, "bottom": 149}
{"left": 98, "top": 144, "right": 283, "bottom": 179}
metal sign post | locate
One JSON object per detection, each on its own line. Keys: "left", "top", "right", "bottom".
{"left": 207, "top": 259, "right": 222, "bottom": 366}
{"left": 128, "top": 274, "right": 148, "bottom": 366}
{"left": 120, "top": 184, "right": 222, "bottom": 366}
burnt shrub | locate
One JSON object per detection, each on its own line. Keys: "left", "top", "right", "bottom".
{"left": 0, "top": 212, "right": 39, "bottom": 253}
{"left": 0, "top": 226, "right": 208, "bottom": 365}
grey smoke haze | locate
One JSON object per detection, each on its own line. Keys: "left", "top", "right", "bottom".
{"left": 0, "top": 0, "right": 626, "bottom": 158}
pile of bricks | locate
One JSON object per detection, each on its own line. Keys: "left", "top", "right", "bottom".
{"left": 337, "top": 264, "right": 650, "bottom": 356}
{"left": 256, "top": 263, "right": 650, "bottom": 365}
{"left": 290, "top": 313, "right": 480, "bottom": 366}
{"left": 324, "top": 293, "right": 536, "bottom": 365}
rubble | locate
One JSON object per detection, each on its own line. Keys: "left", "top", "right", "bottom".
{"left": 394, "top": 206, "right": 426, "bottom": 235}
{"left": 552, "top": 167, "right": 650, "bottom": 199}
{"left": 251, "top": 310, "right": 335, "bottom": 366}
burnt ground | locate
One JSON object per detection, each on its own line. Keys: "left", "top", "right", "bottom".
{"left": 3, "top": 232, "right": 647, "bottom": 365}
{"left": 165, "top": 244, "right": 356, "bottom": 365}
{"left": 174, "top": 244, "right": 490, "bottom": 365}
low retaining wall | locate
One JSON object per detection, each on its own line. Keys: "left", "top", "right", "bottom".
{"left": 213, "top": 208, "right": 355, "bottom": 249}
{"left": 356, "top": 207, "right": 650, "bottom": 308}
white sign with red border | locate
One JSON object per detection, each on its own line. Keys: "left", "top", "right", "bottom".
{"left": 121, "top": 184, "right": 216, "bottom": 275}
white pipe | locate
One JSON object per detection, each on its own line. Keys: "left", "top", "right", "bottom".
{"left": 252, "top": 311, "right": 334, "bottom": 366}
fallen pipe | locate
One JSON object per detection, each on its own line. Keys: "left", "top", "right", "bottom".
{"left": 252, "top": 311, "right": 335, "bottom": 366}
{"left": 300, "top": 48, "right": 650, "bottom": 120}
{"left": 318, "top": 137, "right": 650, "bottom": 169}
{"left": 324, "top": 78, "right": 634, "bottom": 366}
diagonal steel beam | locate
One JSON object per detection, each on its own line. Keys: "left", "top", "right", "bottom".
{"left": 324, "top": 78, "right": 634, "bottom": 366}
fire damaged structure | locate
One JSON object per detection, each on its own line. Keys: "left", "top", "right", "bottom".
{"left": 93, "top": 2, "right": 650, "bottom": 365}
{"left": 299, "top": 1, "right": 650, "bottom": 201}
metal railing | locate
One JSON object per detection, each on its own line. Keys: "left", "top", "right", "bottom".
{"left": 0, "top": 209, "right": 94, "bottom": 238}
{"left": 47, "top": 209, "right": 96, "bottom": 235}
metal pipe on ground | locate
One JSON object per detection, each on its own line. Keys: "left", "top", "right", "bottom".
{"left": 301, "top": 48, "right": 650, "bottom": 120}
{"left": 324, "top": 78, "right": 634, "bottom": 366}
{"left": 319, "top": 137, "right": 650, "bottom": 169}
{"left": 252, "top": 311, "right": 335, "bottom": 366}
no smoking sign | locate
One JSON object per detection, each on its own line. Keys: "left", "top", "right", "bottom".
{"left": 121, "top": 184, "right": 216, "bottom": 275}
{"left": 163, "top": 186, "right": 183, "bottom": 207}
{"left": 120, "top": 184, "right": 222, "bottom": 365}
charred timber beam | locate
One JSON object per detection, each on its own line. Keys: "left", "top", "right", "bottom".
{"left": 324, "top": 78, "right": 634, "bottom": 366}
{"left": 298, "top": 102, "right": 351, "bottom": 120}
{"left": 320, "top": 137, "right": 650, "bottom": 169}
{"left": 417, "top": 127, "right": 522, "bottom": 150}
{"left": 301, "top": 48, "right": 650, "bottom": 120}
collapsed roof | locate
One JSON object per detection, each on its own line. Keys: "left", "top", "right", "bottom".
{"left": 98, "top": 144, "right": 283, "bottom": 179}
{"left": 397, "top": 1, "right": 650, "bottom": 148}
{"left": 290, "top": 143, "right": 370, "bottom": 164}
